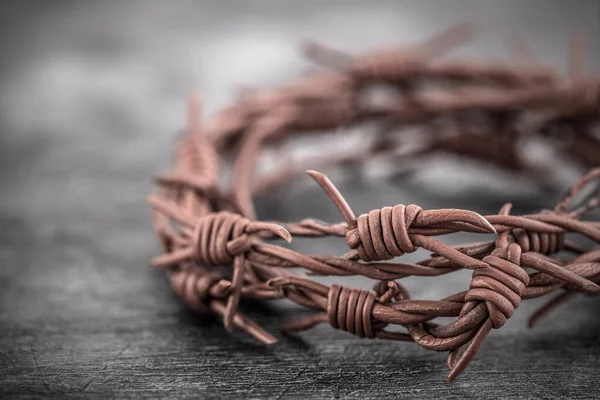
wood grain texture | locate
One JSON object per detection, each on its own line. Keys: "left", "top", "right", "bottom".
{"left": 0, "top": 1, "right": 599, "bottom": 398}
{"left": 1, "top": 184, "right": 600, "bottom": 399}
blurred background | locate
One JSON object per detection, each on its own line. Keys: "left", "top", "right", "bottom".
{"left": 1, "top": 1, "right": 599, "bottom": 398}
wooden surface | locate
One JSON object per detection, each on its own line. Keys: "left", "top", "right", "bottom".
{"left": 1, "top": 174, "right": 600, "bottom": 399}
{"left": 1, "top": 1, "right": 599, "bottom": 398}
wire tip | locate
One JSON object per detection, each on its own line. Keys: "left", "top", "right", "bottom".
{"left": 279, "top": 227, "right": 293, "bottom": 243}
{"left": 476, "top": 213, "right": 496, "bottom": 234}
{"left": 445, "top": 363, "right": 463, "bottom": 382}
{"left": 267, "top": 277, "right": 289, "bottom": 287}
{"left": 306, "top": 169, "right": 324, "bottom": 179}
{"left": 147, "top": 195, "right": 159, "bottom": 207}
{"left": 263, "top": 336, "right": 278, "bottom": 345}
{"left": 217, "top": 279, "right": 232, "bottom": 289}
{"left": 585, "top": 282, "right": 600, "bottom": 293}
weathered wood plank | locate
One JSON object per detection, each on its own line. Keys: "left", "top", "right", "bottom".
{"left": 1, "top": 1, "right": 599, "bottom": 398}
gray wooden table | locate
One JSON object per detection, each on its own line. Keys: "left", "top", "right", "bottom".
{"left": 1, "top": 1, "right": 599, "bottom": 398}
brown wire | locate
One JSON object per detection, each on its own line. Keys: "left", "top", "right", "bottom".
{"left": 148, "top": 26, "right": 600, "bottom": 383}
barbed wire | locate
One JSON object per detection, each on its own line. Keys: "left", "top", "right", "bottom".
{"left": 148, "top": 22, "right": 600, "bottom": 382}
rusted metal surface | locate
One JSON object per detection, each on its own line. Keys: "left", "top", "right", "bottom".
{"left": 149, "top": 25, "right": 600, "bottom": 382}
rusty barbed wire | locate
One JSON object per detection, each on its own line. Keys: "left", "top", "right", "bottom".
{"left": 148, "top": 24, "right": 600, "bottom": 382}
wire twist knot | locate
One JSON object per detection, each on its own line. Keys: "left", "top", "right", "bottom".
{"left": 510, "top": 229, "right": 564, "bottom": 253}
{"left": 346, "top": 205, "right": 423, "bottom": 261}
{"left": 170, "top": 267, "right": 223, "bottom": 313}
{"left": 327, "top": 284, "right": 377, "bottom": 338}
{"left": 466, "top": 243, "right": 529, "bottom": 329}
{"left": 192, "top": 211, "right": 255, "bottom": 265}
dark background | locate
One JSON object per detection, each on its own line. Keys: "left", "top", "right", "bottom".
{"left": 1, "top": 1, "right": 599, "bottom": 398}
